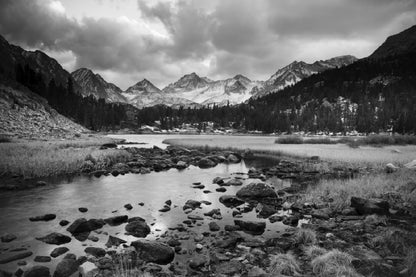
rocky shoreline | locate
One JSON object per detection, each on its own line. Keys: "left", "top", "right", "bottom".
{"left": 0, "top": 145, "right": 415, "bottom": 276}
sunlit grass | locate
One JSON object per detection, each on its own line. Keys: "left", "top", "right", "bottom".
{"left": 164, "top": 137, "right": 416, "bottom": 168}
{"left": 300, "top": 170, "right": 416, "bottom": 212}
{"left": 0, "top": 137, "right": 131, "bottom": 179}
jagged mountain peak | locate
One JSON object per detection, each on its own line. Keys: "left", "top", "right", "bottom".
{"left": 369, "top": 25, "right": 416, "bottom": 59}
{"left": 232, "top": 74, "right": 251, "bottom": 83}
{"left": 163, "top": 72, "right": 208, "bottom": 92}
{"left": 125, "top": 78, "right": 161, "bottom": 95}
{"left": 71, "top": 67, "right": 125, "bottom": 103}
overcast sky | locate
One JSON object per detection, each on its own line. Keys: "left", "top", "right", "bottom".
{"left": 0, "top": 0, "right": 415, "bottom": 89}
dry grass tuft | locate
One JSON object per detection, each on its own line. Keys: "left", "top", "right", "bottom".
{"left": 311, "top": 250, "right": 360, "bottom": 277}
{"left": 269, "top": 253, "right": 301, "bottom": 276}
{"left": 406, "top": 249, "right": 416, "bottom": 277}
{"left": 294, "top": 228, "right": 317, "bottom": 246}
{"left": 304, "top": 245, "right": 328, "bottom": 260}
{"left": 112, "top": 253, "right": 154, "bottom": 277}
{"left": 368, "top": 228, "right": 416, "bottom": 256}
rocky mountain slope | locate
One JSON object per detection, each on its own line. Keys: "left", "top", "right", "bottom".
{"left": 0, "top": 79, "right": 87, "bottom": 139}
{"left": 71, "top": 68, "right": 126, "bottom": 103}
{"left": 369, "top": 25, "right": 416, "bottom": 59}
{"left": 0, "top": 34, "right": 134, "bottom": 134}
{"left": 253, "top": 55, "right": 358, "bottom": 98}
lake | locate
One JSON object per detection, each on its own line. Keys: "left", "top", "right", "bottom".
{"left": 0, "top": 134, "right": 292, "bottom": 273}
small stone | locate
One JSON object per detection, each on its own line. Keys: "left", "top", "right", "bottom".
{"left": 209, "top": 222, "right": 220, "bottom": 231}
{"left": 50, "top": 247, "right": 69, "bottom": 258}
{"left": 124, "top": 203, "right": 133, "bottom": 210}
{"left": 34, "top": 256, "right": 51, "bottom": 263}
{"left": 59, "top": 220, "right": 70, "bottom": 227}
{"left": 78, "top": 207, "right": 88, "bottom": 213}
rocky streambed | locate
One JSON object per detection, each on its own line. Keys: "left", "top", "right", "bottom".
{"left": 0, "top": 145, "right": 415, "bottom": 276}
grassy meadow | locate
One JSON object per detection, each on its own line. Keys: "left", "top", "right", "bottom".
{"left": 164, "top": 136, "right": 416, "bottom": 168}
{"left": 0, "top": 136, "right": 131, "bottom": 180}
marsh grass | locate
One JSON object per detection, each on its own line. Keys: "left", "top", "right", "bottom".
{"left": 368, "top": 228, "right": 416, "bottom": 256}
{"left": 0, "top": 137, "right": 131, "bottom": 179}
{"left": 300, "top": 170, "right": 416, "bottom": 212}
{"left": 294, "top": 228, "right": 317, "bottom": 246}
{"left": 311, "top": 250, "right": 360, "bottom": 277}
{"left": 268, "top": 253, "right": 301, "bottom": 276}
{"left": 276, "top": 135, "right": 416, "bottom": 146}
{"left": 304, "top": 246, "right": 328, "bottom": 260}
{"left": 406, "top": 249, "right": 416, "bottom": 277}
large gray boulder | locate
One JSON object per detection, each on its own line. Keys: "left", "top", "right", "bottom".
{"left": 234, "top": 220, "right": 266, "bottom": 235}
{"left": 236, "top": 183, "right": 277, "bottom": 200}
{"left": 53, "top": 256, "right": 79, "bottom": 277}
{"left": 125, "top": 220, "right": 150, "bottom": 238}
{"left": 350, "top": 197, "right": 389, "bottom": 215}
{"left": 23, "top": 266, "right": 50, "bottom": 277}
{"left": 131, "top": 240, "right": 174, "bottom": 265}
{"left": 66, "top": 218, "right": 105, "bottom": 234}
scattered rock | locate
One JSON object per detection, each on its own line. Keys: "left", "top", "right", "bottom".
{"left": 36, "top": 233, "right": 71, "bottom": 245}
{"left": 350, "top": 197, "right": 389, "bottom": 215}
{"left": 53, "top": 256, "right": 79, "bottom": 277}
{"left": 209, "top": 222, "right": 220, "bottom": 231}
{"left": 385, "top": 163, "right": 399, "bottom": 173}
{"left": 50, "top": 247, "right": 69, "bottom": 258}
{"left": 198, "top": 158, "right": 217, "bottom": 168}
{"left": 234, "top": 220, "right": 266, "bottom": 235}
{"left": 1, "top": 233, "right": 17, "bottom": 243}
{"left": 84, "top": 247, "right": 106, "bottom": 258}
{"left": 216, "top": 187, "right": 227, "bottom": 192}
{"left": 226, "top": 179, "right": 243, "bottom": 186}
{"left": 125, "top": 220, "right": 151, "bottom": 238}
{"left": 23, "top": 266, "right": 50, "bottom": 277}
{"left": 105, "top": 236, "right": 126, "bottom": 248}
{"left": 236, "top": 183, "right": 277, "bottom": 200}
{"left": 183, "top": 200, "right": 201, "bottom": 210}
{"left": 59, "top": 220, "right": 69, "bottom": 227}
{"left": 0, "top": 251, "right": 33, "bottom": 264}
{"left": 66, "top": 218, "right": 105, "bottom": 234}
{"left": 34, "top": 256, "right": 51, "bottom": 263}
{"left": 104, "top": 215, "right": 128, "bottom": 226}
{"left": 189, "top": 256, "right": 207, "bottom": 269}
{"left": 124, "top": 203, "right": 133, "bottom": 210}
{"left": 219, "top": 195, "right": 245, "bottom": 208}
{"left": 404, "top": 159, "right": 416, "bottom": 169}
{"left": 100, "top": 143, "right": 117, "bottom": 149}
{"left": 29, "top": 214, "right": 56, "bottom": 222}
{"left": 227, "top": 154, "right": 241, "bottom": 163}
{"left": 78, "top": 207, "right": 88, "bottom": 213}
{"left": 131, "top": 240, "right": 174, "bottom": 265}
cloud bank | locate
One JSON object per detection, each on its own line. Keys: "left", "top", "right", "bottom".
{"left": 0, "top": 0, "right": 415, "bottom": 88}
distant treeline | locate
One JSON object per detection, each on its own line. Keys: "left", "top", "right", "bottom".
{"left": 15, "top": 64, "right": 128, "bottom": 130}
{"left": 137, "top": 52, "right": 416, "bottom": 134}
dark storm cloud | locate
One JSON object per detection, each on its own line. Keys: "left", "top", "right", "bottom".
{"left": 266, "top": 0, "right": 416, "bottom": 38}
{"left": 0, "top": 0, "right": 415, "bottom": 88}
{"left": 0, "top": 0, "right": 76, "bottom": 48}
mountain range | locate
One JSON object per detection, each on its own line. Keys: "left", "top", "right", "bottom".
{"left": 70, "top": 55, "right": 357, "bottom": 108}
{"left": 0, "top": 24, "right": 415, "bottom": 136}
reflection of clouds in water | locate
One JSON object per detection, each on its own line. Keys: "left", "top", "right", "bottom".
{"left": 0, "top": 156, "right": 284, "bottom": 272}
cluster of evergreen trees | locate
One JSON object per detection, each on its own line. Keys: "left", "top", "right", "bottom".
{"left": 137, "top": 52, "right": 416, "bottom": 134}
{"left": 15, "top": 64, "right": 128, "bottom": 130}
{"left": 12, "top": 50, "right": 416, "bottom": 135}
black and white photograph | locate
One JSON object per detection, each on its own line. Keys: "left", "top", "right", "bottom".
{"left": 0, "top": 0, "right": 416, "bottom": 276}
